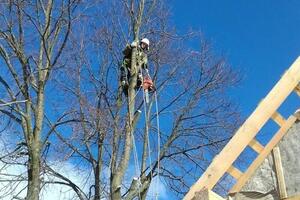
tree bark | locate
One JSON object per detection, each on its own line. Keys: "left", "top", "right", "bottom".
{"left": 27, "top": 142, "right": 41, "bottom": 200}
{"left": 94, "top": 134, "right": 104, "bottom": 200}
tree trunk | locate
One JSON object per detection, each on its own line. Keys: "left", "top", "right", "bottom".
{"left": 94, "top": 134, "right": 104, "bottom": 200}
{"left": 111, "top": 174, "right": 122, "bottom": 200}
{"left": 111, "top": 1, "right": 145, "bottom": 199}
{"left": 94, "top": 165, "right": 100, "bottom": 200}
{"left": 26, "top": 142, "right": 41, "bottom": 200}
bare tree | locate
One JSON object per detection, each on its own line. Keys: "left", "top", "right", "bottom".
{"left": 0, "top": 0, "right": 240, "bottom": 199}
{"left": 48, "top": 0, "right": 240, "bottom": 199}
{"left": 0, "top": 1, "right": 81, "bottom": 199}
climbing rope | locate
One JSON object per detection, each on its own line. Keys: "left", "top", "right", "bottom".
{"left": 142, "top": 86, "right": 154, "bottom": 198}
{"left": 141, "top": 87, "right": 161, "bottom": 200}
{"left": 125, "top": 75, "right": 161, "bottom": 199}
{"left": 154, "top": 91, "right": 161, "bottom": 200}
{"left": 124, "top": 85, "right": 143, "bottom": 199}
{"left": 131, "top": 130, "right": 142, "bottom": 199}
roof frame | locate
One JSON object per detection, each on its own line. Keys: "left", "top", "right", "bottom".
{"left": 184, "top": 57, "right": 300, "bottom": 200}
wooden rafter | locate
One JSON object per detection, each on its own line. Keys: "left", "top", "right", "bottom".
{"left": 184, "top": 57, "right": 300, "bottom": 200}
{"left": 229, "top": 115, "right": 296, "bottom": 193}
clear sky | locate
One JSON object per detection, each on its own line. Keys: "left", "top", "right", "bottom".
{"left": 171, "top": 0, "right": 300, "bottom": 118}
{"left": 167, "top": 0, "right": 300, "bottom": 198}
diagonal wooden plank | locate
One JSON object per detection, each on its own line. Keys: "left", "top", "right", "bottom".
{"left": 248, "top": 139, "right": 264, "bottom": 153}
{"left": 184, "top": 57, "right": 300, "bottom": 200}
{"left": 229, "top": 115, "right": 296, "bottom": 194}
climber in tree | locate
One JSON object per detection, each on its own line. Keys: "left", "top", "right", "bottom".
{"left": 120, "top": 38, "right": 153, "bottom": 95}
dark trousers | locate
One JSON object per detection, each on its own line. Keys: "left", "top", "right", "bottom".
{"left": 120, "top": 59, "right": 130, "bottom": 83}
{"left": 120, "top": 59, "right": 143, "bottom": 94}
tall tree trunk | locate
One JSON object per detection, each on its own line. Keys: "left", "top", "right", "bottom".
{"left": 111, "top": 1, "right": 145, "bottom": 199}
{"left": 94, "top": 165, "right": 100, "bottom": 200}
{"left": 26, "top": 84, "right": 45, "bottom": 200}
{"left": 94, "top": 134, "right": 104, "bottom": 200}
{"left": 27, "top": 142, "right": 41, "bottom": 200}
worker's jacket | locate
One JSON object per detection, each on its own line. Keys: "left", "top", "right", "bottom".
{"left": 122, "top": 44, "right": 148, "bottom": 71}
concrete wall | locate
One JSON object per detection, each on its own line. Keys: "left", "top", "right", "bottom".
{"left": 229, "top": 121, "right": 300, "bottom": 200}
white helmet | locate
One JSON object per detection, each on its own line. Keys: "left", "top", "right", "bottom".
{"left": 141, "top": 38, "right": 150, "bottom": 47}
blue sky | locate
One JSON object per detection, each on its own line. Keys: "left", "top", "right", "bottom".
{"left": 166, "top": 0, "right": 300, "bottom": 198}
{"left": 172, "top": 0, "right": 300, "bottom": 117}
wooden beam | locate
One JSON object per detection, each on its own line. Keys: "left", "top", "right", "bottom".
{"left": 227, "top": 166, "right": 243, "bottom": 180}
{"left": 184, "top": 57, "right": 300, "bottom": 200}
{"left": 272, "top": 147, "right": 288, "bottom": 199}
{"left": 248, "top": 139, "right": 264, "bottom": 153}
{"left": 271, "top": 111, "right": 286, "bottom": 127}
{"left": 229, "top": 115, "right": 296, "bottom": 194}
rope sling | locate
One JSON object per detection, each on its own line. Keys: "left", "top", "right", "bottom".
{"left": 129, "top": 77, "right": 161, "bottom": 199}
